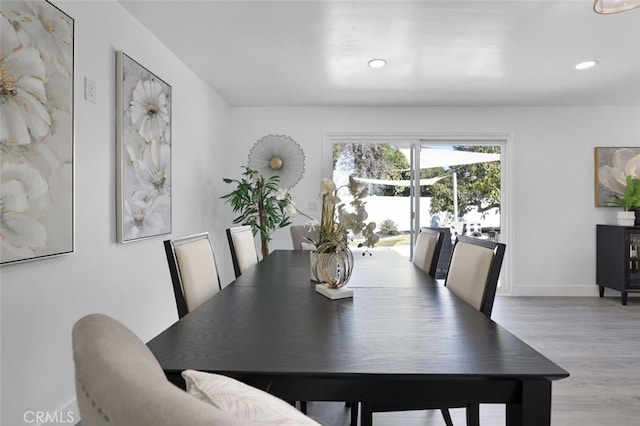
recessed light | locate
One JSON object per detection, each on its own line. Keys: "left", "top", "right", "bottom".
{"left": 575, "top": 60, "right": 598, "bottom": 70}
{"left": 368, "top": 59, "right": 387, "bottom": 69}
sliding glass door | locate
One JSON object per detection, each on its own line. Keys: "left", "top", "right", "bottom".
{"left": 326, "top": 134, "right": 507, "bottom": 292}
{"left": 331, "top": 142, "right": 415, "bottom": 257}
{"left": 416, "top": 143, "right": 501, "bottom": 239}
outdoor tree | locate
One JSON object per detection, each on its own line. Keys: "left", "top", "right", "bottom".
{"left": 334, "top": 144, "right": 388, "bottom": 179}
{"left": 333, "top": 144, "right": 409, "bottom": 195}
{"left": 428, "top": 145, "right": 501, "bottom": 218}
{"left": 379, "top": 144, "right": 410, "bottom": 196}
{"left": 331, "top": 144, "right": 501, "bottom": 221}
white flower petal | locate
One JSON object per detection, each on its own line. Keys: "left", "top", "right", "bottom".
{"left": 612, "top": 149, "right": 636, "bottom": 170}
{"left": 625, "top": 155, "right": 640, "bottom": 178}
{"left": 1, "top": 179, "right": 29, "bottom": 213}
{"left": 18, "top": 88, "right": 52, "bottom": 140}
{"left": 599, "top": 165, "right": 627, "bottom": 195}
{"left": 2, "top": 213, "right": 47, "bottom": 250}
{"left": 1, "top": 103, "right": 31, "bottom": 145}
{"left": 0, "top": 39, "right": 51, "bottom": 145}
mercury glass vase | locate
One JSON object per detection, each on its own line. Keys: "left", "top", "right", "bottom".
{"left": 310, "top": 241, "right": 354, "bottom": 288}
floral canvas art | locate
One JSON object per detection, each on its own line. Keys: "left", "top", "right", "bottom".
{"left": 1, "top": 1, "right": 74, "bottom": 265}
{"left": 594, "top": 147, "right": 640, "bottom": 207}
{"left": 116, "top": 51, "right": 171, "bottom": 242}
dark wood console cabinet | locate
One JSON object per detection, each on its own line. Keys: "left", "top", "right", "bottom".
{"left": 596, "top": 224, "right": 640, "bottom": 305}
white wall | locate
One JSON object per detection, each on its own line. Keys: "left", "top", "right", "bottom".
{"left": 0, "top": 1, "right": 233, "bottom": 424}
{"left": 2, "top": 2, "right": 639, "bottom": 424}
{"left": 229, "top": 106, "right": 640, "bottom": 296}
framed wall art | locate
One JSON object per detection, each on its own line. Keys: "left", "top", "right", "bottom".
{"left": 1, "top": 1, "right": 74, "bottom": 265}
{"left": 594, "top": 147, "right": 640, "bottom": 207}
{"left": 116, "top": 51, "right": 172, "bottom": 243}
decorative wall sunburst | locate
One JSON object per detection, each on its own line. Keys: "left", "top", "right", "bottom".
{"left": 248, "top": 134, "right": 305, "bottom": 189}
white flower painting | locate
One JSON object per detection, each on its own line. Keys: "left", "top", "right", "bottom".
{"left": 595, "top": 147, "right": 640, "bottom": 207}
{"left": 116, "top": 51, "right": 171, "bottom": 242}
{"left": 1, "top": 1, "right": 74, "bottom": 265}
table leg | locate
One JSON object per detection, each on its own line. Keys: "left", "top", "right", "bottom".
{"left": 350, "top": 401, "right": 359, "bottom": 426}
{"left": 360, "top": 403, "right": 373, "bottom": 426}
{"left": 466, "top": 403, "right": 480, "bottom": 426}
{"left": 506, "top": 380, "right": 551, "bottom": 426}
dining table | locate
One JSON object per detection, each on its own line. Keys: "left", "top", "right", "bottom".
{"left": 147, "top": 249, "right": 569, "bottom": 426}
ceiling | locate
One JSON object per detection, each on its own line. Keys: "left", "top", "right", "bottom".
{"left": 119, "top": 0, "right": 640, "bottom": 107}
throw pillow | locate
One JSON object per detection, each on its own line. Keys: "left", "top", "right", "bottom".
{"left": 181, "top": 369, "right": 320, "bottom": 425}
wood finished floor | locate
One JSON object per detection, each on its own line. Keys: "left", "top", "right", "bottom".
{"left": 304, "top": 296, "right": 640, "bottom": 426}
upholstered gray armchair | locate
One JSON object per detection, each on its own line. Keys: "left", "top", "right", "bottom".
{"left": 72, "top": 314, "right": 319, "bottom": 425}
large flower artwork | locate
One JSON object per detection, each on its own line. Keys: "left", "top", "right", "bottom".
{"left": 116, "top": 51, "right": 171, "bottom": 242}
{"left": 1, "top": 1, "right": 74, "bottom": 265}
{"left": 595, "top": 147, "right": 640, "bottom": 207}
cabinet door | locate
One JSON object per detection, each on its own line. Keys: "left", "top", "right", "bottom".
{"left": 628, "top": 232, "right": 640, "bottom": 288}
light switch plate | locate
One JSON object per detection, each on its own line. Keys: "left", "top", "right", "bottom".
{"left": 84, "top": 77, "right": 96, "bottom": 103}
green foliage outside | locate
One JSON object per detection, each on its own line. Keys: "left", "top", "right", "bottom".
{"left": 427, "top": 145, "right": 501, "bottom": 217}
{"left": 333, "top": 143, "right": 410, "bottom": 196}
{"left": 379, "top": 145, "right": 410, "bottom": 196}
{"left": 378, "top": 218, "right": 399, "bottom": 235}
{"left": 333, "top": 143, "right": 501, "bottom": 220}
{"left": 333, "top": 144, "right": 392, "bottom": 182}
{"left": 376, "top": 234, "right": 411, "bottom": 246}
{"left": 351, "top": 234, "right": 410, "bottom": 248}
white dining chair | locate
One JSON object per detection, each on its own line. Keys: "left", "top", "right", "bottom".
{"left": 445, "top": 235, "right": 506, "bottom": 317}
{"left": 163, "top": 232, "right": 222, "bottom": 318}
{"left": 226, "top": 225, "right": 259, "bottom": 278}
{"left": 412, "top": 228, "right": 445, "bottom": 277}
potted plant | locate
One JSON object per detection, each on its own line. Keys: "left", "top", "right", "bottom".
{"left": 612, "top": 176, "right": 640, "bottom": 226}
{"left": 221, "top": 167, "right": 294, "bottom": 258}
{"left": 303, "top": 177, "right": 379, "bottom": 289}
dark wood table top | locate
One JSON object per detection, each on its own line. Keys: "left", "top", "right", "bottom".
{"left": 232, "top": 249, "right": 431, "bottom": 288}
{"left": 148, "top": 250, "right": 568, "bottom": 383}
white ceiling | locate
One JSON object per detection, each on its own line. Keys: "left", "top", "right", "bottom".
{"left": 119, "top": 0, "right": 640, "bottom": 107}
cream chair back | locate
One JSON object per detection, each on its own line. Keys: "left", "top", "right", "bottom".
{"left": 164, "top": 233, "right": 221, "bottom": 318}
{"left": 444, "top": 235, "right": 506, "bottom": 317}
{"left": 412, "top": 228, "right": 444, "bottom": 277}
{"left": 226, "top": 225, "right": 259, "bottom": 278}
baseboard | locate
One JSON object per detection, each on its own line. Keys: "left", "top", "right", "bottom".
{"left": 512, "top": 284, "right": 606, "bottom": 297}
